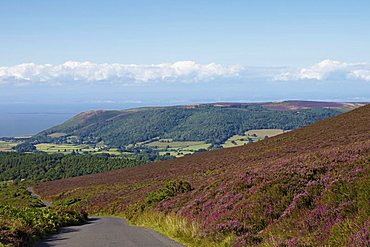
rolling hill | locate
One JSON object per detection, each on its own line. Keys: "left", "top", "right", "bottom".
{"left": 34, "top": 104, "right": 370, "bottom": 246}
{"left": 33, "top": 101, "right": 363, "bottom": 147}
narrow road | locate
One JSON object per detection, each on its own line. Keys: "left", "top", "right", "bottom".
{"left": 36, "top": 216, "right": 184, "bottom": 247}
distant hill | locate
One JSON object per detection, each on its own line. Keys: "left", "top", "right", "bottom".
{"left": 35, "top": 104, "right": 370, "bottom": 246}
{"left": 33, "top": 101, "right": 364, "bottom": 147}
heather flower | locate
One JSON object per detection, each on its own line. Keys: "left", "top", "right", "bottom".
{"left": 349, "top": 222, "right": 370, "bottom": 247}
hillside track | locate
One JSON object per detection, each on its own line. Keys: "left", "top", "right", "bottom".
{"left": 27, "top": 187, "right": 51, "bottom": 207}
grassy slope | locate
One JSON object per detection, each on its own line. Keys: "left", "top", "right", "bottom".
{"left": 35, "top": 105, "right": 370, "bottom": 246}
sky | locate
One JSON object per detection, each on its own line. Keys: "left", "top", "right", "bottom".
{"left": 0, "top": 0, "right": 370, "bottom": 111}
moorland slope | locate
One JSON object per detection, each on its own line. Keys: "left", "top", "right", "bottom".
{"left": 35, "top": 105, "right": 370, "bottom": 246}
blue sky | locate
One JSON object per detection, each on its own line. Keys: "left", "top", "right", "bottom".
{"left": 1, "top": 0, "right": 370, "bottom": 66}
{"left": 0, "top": 0, "right": 369, "bottom": 108}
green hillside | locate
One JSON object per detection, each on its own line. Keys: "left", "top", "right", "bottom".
{"left": 34, "top": 101, "right": 346, "bottom": 147}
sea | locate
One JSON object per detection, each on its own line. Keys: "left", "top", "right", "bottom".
{"left": 0, "top": 103, "right": 136, "bottom": 137}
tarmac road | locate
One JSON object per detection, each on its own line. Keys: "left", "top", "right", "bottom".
{"left": 36, "top": 216, "right": 184, "bottom": 247}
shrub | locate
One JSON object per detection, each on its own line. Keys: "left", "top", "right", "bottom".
{"left": 0, "top": 205, "right": 87, "bottom": 246}
{"left": 145, "top": 180, "right": 192, "bottom": 207}
{"left": 13, "top": 142, "right": 36, "bottom": 153}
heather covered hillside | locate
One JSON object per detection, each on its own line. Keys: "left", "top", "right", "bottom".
{"left": 35, "top": 105, "right": 370, "bottom": 246}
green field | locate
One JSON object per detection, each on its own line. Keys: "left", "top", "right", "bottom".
{"left": 142, "top": 139, "right": 211, "bottom": 157}
{"left": 34, "top": 143, "right": 130, "bottom": 156}
{"left": 245, "top": 128, "right": 285, "bottom": 137}
{"left": 222, "top": 129, "right": 285, "bottom": 148}
{"left": 146, "top": 140, "right": 207, "bottom": 149}
{"left": 0, "top": 141, "right": 21, "bottom": 152}
{"left": 47, "top": 132, "right": 67, "bottom": 138}
{"left": 222, "top": 134, "right": 251, "bottom": 148}
{"left": 93, "top": 147, "right": 122, "bottom": 156}
{"left": 35, "top": 143, "right": 96, "bottom": 154}
{"left": 181, "top": 142, "right": 211, "bottom": 151}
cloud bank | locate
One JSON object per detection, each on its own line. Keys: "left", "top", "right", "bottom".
{"left": 0, "top": 59, "right": 370, "bottom": 86}
{"left": 275, "top": 59, "right": 370, "bottom": 81}
{"left": 0, "top": 61, "right": 243, "bottom": 86}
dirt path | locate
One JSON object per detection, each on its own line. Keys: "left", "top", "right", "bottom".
{"left": 27, "top": 187, "right": 51, "bottom": 207}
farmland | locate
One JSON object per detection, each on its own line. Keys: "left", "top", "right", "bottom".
{"left": 34, "top": 129, "right": 284, "bottom": 157}
{"left": 34, "top": 105, "right": 370, "bottom": 246}
{"left": 35, "top": 143, "right": 97, "bottom": 154}
{"left": 136, "top": 138, "right": 211, "bottom": 157}
{"left": 34, "top": 143, "right": 122, "bottom": 156}
{"left": 2, "top": 128, "right": 285, "bottom": 159}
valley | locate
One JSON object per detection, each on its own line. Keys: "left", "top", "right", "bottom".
{"left": 2, "top": 2, "right": 369, "bottom": 246}
{"left": 32, "top": 105, "right": 370, "bottom": 247}
{"left": 1, "top": 102, "right": 368, "bottom": 246}
{"left": 2, "top": 101, "right": 362, "bottom": 160}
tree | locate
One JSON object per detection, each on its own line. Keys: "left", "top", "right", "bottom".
{"left": 13, "top": 143, "right": 36, "bottom": 153}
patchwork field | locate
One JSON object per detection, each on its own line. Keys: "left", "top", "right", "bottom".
{"left": 35, "top": 143, "right": 124, "bottom": 156}
{"left": 2, "top": 129, "right": 285, "bottom": 157}
{"left": 134, "top": 130, "right": 282, "bottom": 157}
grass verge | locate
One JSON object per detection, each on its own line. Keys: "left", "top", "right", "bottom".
{"left": 124, "top": 210, "right": 233, "bottom": 247}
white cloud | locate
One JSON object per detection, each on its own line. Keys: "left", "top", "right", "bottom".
{"left": 1, "top": 59, "right": 370, "bottom": 87}
{"left": 350, "top": 69, "right": 370, "bottom": 81}
{"left": 275, "top": 59, "right": 370, "bottom": 82}
{"left": 0, "top": 61, "right": 244, "bottom": 86}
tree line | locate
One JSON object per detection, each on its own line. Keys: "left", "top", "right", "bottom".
{"left": 0, "top": 152, "right": 144, "bottom": 182}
